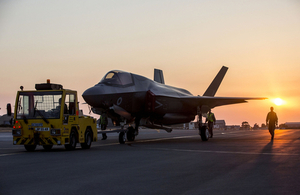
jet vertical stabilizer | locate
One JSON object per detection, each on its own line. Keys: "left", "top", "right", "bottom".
{"left": 203, "top": 66, "right": 228, "bottom": 97}
{"left": 154, "top": 69, "right": 165, "bottom": 84}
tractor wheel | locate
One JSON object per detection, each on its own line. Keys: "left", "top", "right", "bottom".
{"left": 81, "top": 130, "right": 92, "bottom": 149}
{"left": 65, "top": 131, "right": 77, "bottom": 150}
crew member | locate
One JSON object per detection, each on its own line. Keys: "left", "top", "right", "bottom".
{"left": 56, "top": 98, "right": 68, "bottom": 114}
{"left": 266, "top": 107, "right": 278, "bottom": 140}
{"left": 206, "top": 109, "right": 216, "bottom": 138}
{"left": 100, "top": 113, "right": 108, "bottom": 140}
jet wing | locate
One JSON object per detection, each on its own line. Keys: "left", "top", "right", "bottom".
{"left": 152, "top": 94, "right": 266, "bottom": 114}
{"left": 180, "top": 96, "right": 266, "bottom": 109}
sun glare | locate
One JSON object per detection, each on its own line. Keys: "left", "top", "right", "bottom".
{"left": 273, "top": 98, "right": 285, "bottom": 106}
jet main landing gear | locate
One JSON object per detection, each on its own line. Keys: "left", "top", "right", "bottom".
{"left": 200, "top": 126, "right": 209, "bottom": 141}
{"left": 126, "top": 118, "right": 140, "bottom": 142}
{"left": 119, "top": 131, "right": 126, "bottom": 144}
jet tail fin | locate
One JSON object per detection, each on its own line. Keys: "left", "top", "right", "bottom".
{"left": 154, "top": 69, "right": 165, "bottom": 84}
{"left": 203, "top": 66, "right": 228, "bottom": 97}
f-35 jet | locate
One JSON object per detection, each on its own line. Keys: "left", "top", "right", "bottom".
{"left": 82, "top": 66, "right": 264, "bottom": 142}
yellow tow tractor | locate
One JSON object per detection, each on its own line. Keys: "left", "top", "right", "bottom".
{"left": 11, "top": 80, "right": 98, "bottom": 151}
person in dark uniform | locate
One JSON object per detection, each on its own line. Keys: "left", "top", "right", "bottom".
{"left": 206, "top": 109, "right": 216, "bottom": 138}
{"left": 56, "top": 98, "right": 68, "bottom": 114}
{"left": 266, "top": 107, "right": 278, "bottom": 140}
{"left": 100, "top": 113, "right": 108, "bottom": 140}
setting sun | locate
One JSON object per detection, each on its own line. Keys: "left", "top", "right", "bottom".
{"left": 273, "top": 98, "right": 285, "bottom": 106}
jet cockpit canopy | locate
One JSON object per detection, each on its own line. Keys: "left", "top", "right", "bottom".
{"left": 99, "top": 71, "right": 133, "bottom": 86}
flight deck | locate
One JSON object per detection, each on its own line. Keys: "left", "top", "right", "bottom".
{"left": 1, "top": 128, "right": 299, "bottom": 195}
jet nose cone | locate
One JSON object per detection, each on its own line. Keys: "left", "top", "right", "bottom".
{"left": 82, "top": 86, "right": 103, "bottom": 107}
{"left": 82, "top": 86, "right": 96, "bottom": 97}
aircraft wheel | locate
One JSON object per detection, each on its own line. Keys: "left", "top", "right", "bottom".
{"left": 200, "top": 126, "right": 209, "bottom": 141}
{"left": 119, "top": 132, "right": 126, "bottom": 144}
{"left": 81, "top": 130, "right": 92, "bottom": 149}
{"left": 126, "top": 127, "right": 135, "bottom": 141}
{"left": 24, "top": 144, "right": 36, "bottom": 152}
{"left": 43, "top": 145, "right": 53, "bottom": 150}
{"left": 65, "top": 131, "right": 77, "bottom": 150}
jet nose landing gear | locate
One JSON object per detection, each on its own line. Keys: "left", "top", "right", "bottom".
{"left": 119, "top": 131, "right": 126, "bottom": 144}
{"left": 126, "top": 126, "right": 136, "bottom": 141}
{"left": 118, "top": 126, "right": 137, "bottom": 144}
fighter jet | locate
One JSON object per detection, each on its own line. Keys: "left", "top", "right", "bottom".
{"left": 82, "top": 66, "right": 264, "bottom": 142}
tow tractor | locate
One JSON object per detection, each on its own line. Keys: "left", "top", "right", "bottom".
{"left": 11, "top": 80, "right": 98, "bottom": 151}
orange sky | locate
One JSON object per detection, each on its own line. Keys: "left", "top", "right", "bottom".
{"left": 0, "top": 1, "right": 299, "bottom": 126}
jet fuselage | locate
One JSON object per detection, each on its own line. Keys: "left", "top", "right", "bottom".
{"left": 82, "top": 70, "right": 196, "bottom": 125}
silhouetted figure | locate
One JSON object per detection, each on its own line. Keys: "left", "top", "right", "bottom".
{"left": 100, "top": 113, "right": 108, "bottom": 140}
{"left": 266, "top": 107, "right": 278, "bottom": 140}
{"left": 206, "top": 109, "right": 216, "bottom": 138}
{"left": 57, "top": 98, "right": 68, "bottom": 114}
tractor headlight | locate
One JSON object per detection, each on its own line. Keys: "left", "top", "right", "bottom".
{"left": 12, "top": 129, "right": 22, "bottom": 136}
{"left": 50, "top": 129, "right": 61, "bottom": 136}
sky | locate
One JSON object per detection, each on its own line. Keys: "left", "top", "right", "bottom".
{"left": 0, "top": 0, "right": 299, "bottom": 126}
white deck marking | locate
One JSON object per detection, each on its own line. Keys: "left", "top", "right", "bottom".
{"left": 0, "top": 153, "right": 23, "bottom": 157}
